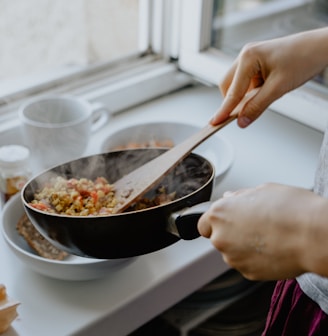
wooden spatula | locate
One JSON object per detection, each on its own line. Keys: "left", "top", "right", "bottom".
{"left": 112, "top": 89, "right": 258, "bottom": 213}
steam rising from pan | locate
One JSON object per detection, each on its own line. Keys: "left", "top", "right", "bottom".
{"left": 26, "top": 148, "right": 211, "bottom": 210}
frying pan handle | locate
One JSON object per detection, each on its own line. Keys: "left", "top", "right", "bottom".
{"left": 171, "top": 201, "right": 212, "bottom": 240}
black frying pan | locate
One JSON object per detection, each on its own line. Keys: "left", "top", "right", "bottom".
{"left": 22, "top": 148, "right": 214, "bottom": 259}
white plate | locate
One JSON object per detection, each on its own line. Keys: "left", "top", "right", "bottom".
{"left": 101, "top": 121, "right": 234, "bottom": 179}
{"left": 1, "top": 194, "right": 136, "bottom": 281}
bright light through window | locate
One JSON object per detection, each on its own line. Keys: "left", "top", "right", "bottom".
{"left": 0, "top": 0, "right": 139, "bottom": 82}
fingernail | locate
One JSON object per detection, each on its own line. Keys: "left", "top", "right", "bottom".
{"left": 239, "top": 116, "right": 252, "bottom": 128}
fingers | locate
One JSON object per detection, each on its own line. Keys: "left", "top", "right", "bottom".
{"left": 213, "top": 79, "right": 283, "bottom": 128}
{"left": 198, "top": 189, "right": 242, "bottom": 239}
{"left": 197, "top": 214, "right": 212, "bottom": 238}
{"left": 211, "top": 43, "right": 284, "bottom": 128}
{"left": 211, "top": 59, "right": 251, "bottom": 125}
{"left": 219, "top": 58, "right": 238, "bottom": 97}
{"left": 211, "top": 48, "right": 261, "bottom": 125}
{"left": 235, "top": 86, "right": 271, "bottom": 128}
{"left": 238, "top": 76, "right": 286, "bottom": 124}
{"left": 198, "top": 187, "right": 254, "bottom": 240}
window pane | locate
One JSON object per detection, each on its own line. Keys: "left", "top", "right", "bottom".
{"left": 211, "top": 0, "right": 328, "bottom": 86}
{"left": 0, "top": 0, "right": 139, "bottom": 84}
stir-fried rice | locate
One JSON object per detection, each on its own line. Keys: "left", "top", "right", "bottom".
{"left": 30, "top": 176, "right": 117, "bottom": 216}
{"left": 29, "top": 176, "right": 177, "bottom": 216}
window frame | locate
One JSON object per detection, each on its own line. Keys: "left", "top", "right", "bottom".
{"left": 178, "top": 0, "right": 328, "bottom": 132}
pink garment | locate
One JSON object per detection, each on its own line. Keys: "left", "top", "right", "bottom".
{"left": 262, "top": 279, "right": 328, "bottom": 335}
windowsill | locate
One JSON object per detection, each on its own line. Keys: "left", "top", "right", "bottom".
{"left": 0, "top": 59, "right": 193, "bottom": 135}
{"left": 0, "top": 66, "right": 85, "bottom": 97}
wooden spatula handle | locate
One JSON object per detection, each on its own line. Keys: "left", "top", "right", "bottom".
{"left": 113, "top": 88, "right": 259, "bottom": 213}
{"left": 112, "top": 116, "right": 236, "bottom": 213}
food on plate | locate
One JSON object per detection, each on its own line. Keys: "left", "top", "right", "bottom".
{"left": 112, "top": 139, "right": 174, "bottom": 150}
{"left": 16, "top": 214, "right": 68, "bottom": 260}
{"left": 28, "top": 175, "right": 177, "bottom": 216}
{"left": 0, "top": 285, "right": 20, "bottom": 334}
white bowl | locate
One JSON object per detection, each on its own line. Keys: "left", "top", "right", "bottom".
{"left": 1, "top": 194, "right": 136, "bottom": 281}
{"left": 101, "top": 121, "right": 234, "bottom": 179}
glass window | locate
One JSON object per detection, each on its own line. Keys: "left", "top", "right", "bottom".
{"left": 211, "top": 0, "right": 328, "bottom": 86}
{"left": 178, "top": 0, "right": 328, "bottom": 130}
{"left": 0, "top": 0, "right": 140, "bottom": 95}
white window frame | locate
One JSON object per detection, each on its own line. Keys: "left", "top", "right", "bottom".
{"left": 178, "top": 0, "right": 328, "bottom": 132}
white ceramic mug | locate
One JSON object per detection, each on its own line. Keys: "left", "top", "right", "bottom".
{"left": 19, "top": 95, "right": 109, "bottom": 172}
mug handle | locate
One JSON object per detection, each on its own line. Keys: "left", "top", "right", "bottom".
{"left": 90, "top": 102, "right": 110, "bottom": 132}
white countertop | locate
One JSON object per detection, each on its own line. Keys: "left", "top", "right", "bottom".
{"left": 0, "top": 85, "right": 323, "bottom": 336}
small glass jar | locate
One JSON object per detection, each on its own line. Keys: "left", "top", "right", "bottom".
{"left": 0, "top": 145, "right": 31, "bottom": 203}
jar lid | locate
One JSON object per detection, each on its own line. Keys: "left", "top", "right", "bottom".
{"left": 0, "top": 145, "right": 30, "bottom": 169}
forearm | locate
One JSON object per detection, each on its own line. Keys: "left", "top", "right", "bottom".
{"left": 291, "top": 27, "right": 328, "bottom": 82}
